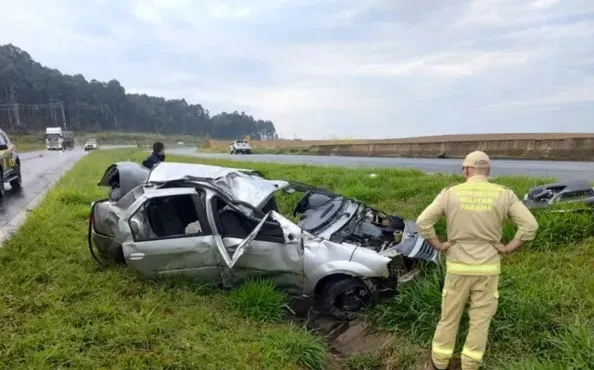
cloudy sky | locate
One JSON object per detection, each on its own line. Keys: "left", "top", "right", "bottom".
{"left": 1, "top": 0, "right": 593, "bottom": 139}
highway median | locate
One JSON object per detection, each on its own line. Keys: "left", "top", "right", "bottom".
{"left": 1, "top": 149, "right": 593, "bottom": 369}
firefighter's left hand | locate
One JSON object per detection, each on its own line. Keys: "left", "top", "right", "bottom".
{"left": 441, "top": 241, "right": 454, "bottom": 251}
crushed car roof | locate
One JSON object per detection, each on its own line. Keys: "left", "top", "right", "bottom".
{"left": 148, "top": 162, "right": 261, "bottom": 183}
{"left": 150, "top": 162, "right": 292, "bottom": 208}
{"left": 100, "top": 161, "right": 304, "bottom": 209}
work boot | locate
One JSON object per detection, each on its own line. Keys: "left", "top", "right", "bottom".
{"left": 426, "top": 359, "right": 449, "bottom": 370}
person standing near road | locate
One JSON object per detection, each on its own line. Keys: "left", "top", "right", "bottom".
{"left": 416, "top": 150, "right": 539, "bottom": 370}
{"left": 142, "top": 141, "right": 166, "bottom": 169}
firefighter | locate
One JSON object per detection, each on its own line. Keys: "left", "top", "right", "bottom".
{"left": 416, "top": 150, "right": 539, "bottom": 370}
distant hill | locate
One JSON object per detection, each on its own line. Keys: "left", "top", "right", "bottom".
{"left": 0, "top": 43, "right": 277, "bottom": 139}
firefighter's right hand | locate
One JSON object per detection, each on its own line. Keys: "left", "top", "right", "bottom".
{"left": 493, "top": 243, "right": 508, "bottom": 254}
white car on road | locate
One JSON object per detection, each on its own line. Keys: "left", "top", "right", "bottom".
{"left": 229, "top": 139, "right": 252, "bottom": 154}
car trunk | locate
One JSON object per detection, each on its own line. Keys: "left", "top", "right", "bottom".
{"left": 88, "top": 199, "right": 126, "bottom": 264}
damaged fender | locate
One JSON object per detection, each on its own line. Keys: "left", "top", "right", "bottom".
{"left": 304, "top": 240, "right": 392, "bottom": 295}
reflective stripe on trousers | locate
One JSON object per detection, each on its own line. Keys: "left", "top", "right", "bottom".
{"left": 431, "top": 274, "right": 500, "bottom": 370}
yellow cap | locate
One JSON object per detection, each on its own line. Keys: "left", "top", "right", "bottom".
{"left": 462, "top": 150, "right": 491, "bottom": 168}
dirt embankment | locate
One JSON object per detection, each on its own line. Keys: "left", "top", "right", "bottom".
{"left": 203, "top": 133, "right": 594, "bottom": 161}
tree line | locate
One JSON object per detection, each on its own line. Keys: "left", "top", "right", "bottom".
{"left": 0, "top": 44, "right": 278, "bottom": 139}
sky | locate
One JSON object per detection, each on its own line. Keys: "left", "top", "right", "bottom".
{"left": 1, "top": 0, "right": 594, "bottom": 139}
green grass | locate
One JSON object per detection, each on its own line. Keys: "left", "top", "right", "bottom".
{"left": 130, "top": 151, "right": 594, "bottom": 370}
{"left": 2, "top": 148, "right": 594, "bottom": 370}
{"left": 10, "top": 133, "right": 47, "bottom": 152}
{"left": 0, "top": 149, "right": 326, "bottom": 370}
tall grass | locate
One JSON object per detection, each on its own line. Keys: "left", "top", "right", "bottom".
{"left": 2, "top": 148, "right": 593, "bottom": 369}
{"left": 138, "top": 152, "right": 594, "bottom": 370}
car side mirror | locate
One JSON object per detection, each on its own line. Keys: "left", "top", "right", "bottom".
{"left": 0, "top": 144, "right": 8, "bottom": 150}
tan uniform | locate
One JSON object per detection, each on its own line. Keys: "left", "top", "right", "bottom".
{"left": 416, "top": 153, "right": 538, "bottom": 370}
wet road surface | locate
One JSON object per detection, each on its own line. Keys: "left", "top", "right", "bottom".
{"left": 1, "top": 144, "right": 585, "bottom": 236}
{"left": 0, "top": 149, "right": 88, "bottom": 231}
{"left": 168, "top": 148, "right": 594, "bottom": 181}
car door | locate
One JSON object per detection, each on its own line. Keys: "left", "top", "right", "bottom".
{"left": 209, "top": 195, "right": 305, "bottom": 295}
{"left": 0, "top": 132, "right": 13, "bottom": 176}
{"left": 121, "top": 188, "right": 222, "bottom": 285}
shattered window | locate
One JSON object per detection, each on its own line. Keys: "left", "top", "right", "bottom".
{"left": 129, "top": 204, "right": 157, "bottom": 241}
{"left": 116, "top": 185, "right": 146, "bottom": 209}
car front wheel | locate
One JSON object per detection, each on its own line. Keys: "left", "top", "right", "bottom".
{"left": 9, "top": 163, "right": 22, "bottom": 191}
{"left": 316, "top": 276, "right": 377, "bottom": 320}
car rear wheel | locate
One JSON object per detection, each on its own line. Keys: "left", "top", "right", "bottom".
{"left": 0, "top": 170, "right": 5, "bottom": 202}
{"left": 316, "top": 276, "right": 377, "bottom": 320}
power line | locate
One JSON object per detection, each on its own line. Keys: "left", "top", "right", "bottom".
{"left": 0, "top": 100, "right": 67, "bottom": 130}
{"left": 0, "top": 101, "right": 63, "bottom": 108}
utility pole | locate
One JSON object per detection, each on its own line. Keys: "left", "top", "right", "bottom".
{"left": 9, "top": 85, "right": 20, "bottom": 128}
{"left": 60, "top": 101, "right": 67, "bottom": 129}
{"left": 49, "top": 101, "right": 55, "bottom": 126}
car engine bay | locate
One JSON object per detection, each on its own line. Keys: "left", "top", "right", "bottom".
{"left": 293, "top": 191, "right": 407, "bottom": 252}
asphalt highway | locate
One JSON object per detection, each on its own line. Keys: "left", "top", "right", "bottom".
{"left": 0, "top": 148, "right": 88, "bottom": 234}
{"left": 1, "top": 145, "right": 590, "bottom": 242}
{"left": 169, "top": 148, "right": 594, "bottom": 182}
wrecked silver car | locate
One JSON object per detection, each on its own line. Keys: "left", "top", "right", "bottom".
{"left": 88, "top": 161, "right": 439, "bottom": 319}
{"left": 523, "top": 180, "right": 594, "bottom": 210}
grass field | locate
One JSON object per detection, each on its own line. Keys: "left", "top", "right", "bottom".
{"left": 201, "top": 133, "right": 594, "bottom": 154}
{"left": 201, "top": 133, "right": 594, "bottom": 161}
{"left": 1, "top": 149, "right": 593, "bottom": 369}
{"left": 11, "top": 133, "right": 47, "bottom": 152}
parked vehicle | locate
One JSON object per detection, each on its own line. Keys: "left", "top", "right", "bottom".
{"left": 0, "top": 128, "right": 23, "bottom": 200}
{"left": 523, "top": 180, "right": 594, "bottom": 209}
{"left": 88, "top": 161, "right": 439, "bottom": 319}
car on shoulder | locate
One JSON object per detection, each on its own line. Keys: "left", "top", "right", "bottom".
{"left": 523, "top": 180, "right": 594, "bottom": 210}
{"left": 229, "top": 139, "right": 252, "bottom": 154}
{"left": 0, "top": 128, "right": 23, "bottom": 200}
{"left": 84, "top": 139, "right": 99, "bottom": 151}
{"left": 88, "top": 161, "right": 439, "bottom": 319}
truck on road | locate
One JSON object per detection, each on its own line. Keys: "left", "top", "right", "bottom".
{"left": 45, "top": 127, "right": 74, "bottom": 150}
{"left": 63, "top": 130, "right": 75, "bottom": 150}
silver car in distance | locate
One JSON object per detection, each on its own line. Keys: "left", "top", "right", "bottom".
{"left": 88, "top": 161, "right": 439, "bottom": 319}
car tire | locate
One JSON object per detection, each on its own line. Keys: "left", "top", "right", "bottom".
{"left": 316, "top": 276, "right": 377, "bottom": 320}
{"left": 0, "top": 170, "right": 5, "bottom": 201}
{"left": 9, "top": 163, "right": 22, "bottom": 191}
